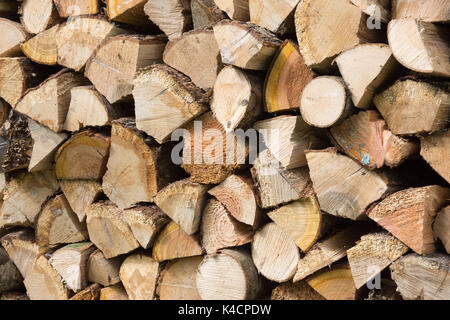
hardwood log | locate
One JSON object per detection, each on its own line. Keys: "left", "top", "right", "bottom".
{"left": 214, "top": 0, "right": 249, "bottom": 20}
{"left": 100, "top": 283, "right": 129, "bottom": 300}
{"left": 21, "top": 25, "right": 59, "bottom": 65}
{"left": 59, "top": 180, "right": 102, "bottom": 222}
{"left": 0, "top": 18, "right": 28, "bottom": 57}
{"left": 433, "top": 205, "right": 450, "bottom": 254}
{"left": 392, "top": 0, "right": 450, "bottom": 22}
{"left": 70, "top": 283, "right": 101, "bottom": 300}
{"left": 106, "top": 0, "right": 157, "bottom": 29}
{"left": 53, "top": 0, "right": 99, "bottom": 17}
{"left": 420, "top": 130, "right": 450, "bottom": 183}
{"left": 249, "top": 0, "right": 298, "bottom": 34}
{"left": 271, "top": 281, "right": 324, "bottom": 300}
{"left": 20, "top": 0, "right": 60, "bottom": 34}
{"left": 191, "top": 0, "right": 226, "bottom": 30}
{"left": 87, "top": 249, "right": 122, "bottom": 286}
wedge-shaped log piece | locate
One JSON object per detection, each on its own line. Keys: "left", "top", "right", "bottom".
{"left": 106, "top": 0, "right": 156, "bottom": 28}
{"left": 306, "top": 149, "right": 401, "bottom": 220}
{"left": 87, "top": 249, "right": 122, "bottom": 287}
{"left": 433, "top": 205, "right": 450, "bottom": 254}
{"left": 367, "top": 185, "right": 450, "bottom": 255}
{"left": 70, "top": 283, "right": 101, "bottom": 300}
{"left": 252, "top": 222, "right": 299, "bottom": 282}
{"left": 86, "top": 35, "right": 166, "bottom": 104}
{"left": 213, "top": 20, "right": 283, "bottom": 70}
{"left": 86, "top": 202, "right": 140, "bottom": 259}
{"left": 60, "top": 180, "right": 102, "bottom": 222}
{"left": 36, "top": 194, "right": 89, "bottom": 248}
{"left": 335, "top": 44, "right": 400, "bottom": 109}
{"left": 214, "top": 0, "right": 249, "bottom": 20}
{"left": 330, "top": 110, "right": 419, "bottom": 169}
{"left": 191, "top": 0, "right": 226, "bottom": 29}
{"left": 56, "top": 16, "right": 126, "bottom": 71}
{"left": 55, "top": 129, "right": 110, "bottom": 180}
{"left": 388, "top": 19, "right": 450, "bottom": 77}
{"left": 347, "top": 232, "right": 409, "bottom": 289}
{"left": 152, "top": 221, "right": 204, "bottom": 262}
{"left": 20, "top": 0, "right": 60, "bottom": 34}
{"left": 0, "top": 246, "right": 22, "bottom": 293}
{"left": 249, "top": 0, "right": 298, "bottom": 34}
{"left": 421, "top": 130, "right": 450, "bottom": 184}
{"left": 390, "top": 253, "right": 450, "bottom": 300}
{"left": 271, "top": 281, "right": 324, "bottom": 300}
{"left": 154, "top": 179, "right": 210, "bottom": 235}
{"left": 21, "top": 25, "right": 58, "bottom": 65}
{"left": 392, "top": 0, "right": 450, "bottom": 22}
{"left": 133, "top": 64, "right": 207, "bottom": 144}
{"left": 254, "top": 115, "right": 327, "bottom": 170}
{"left": 163, "top": 30, "right": 221, "bottom": 90}
{"left": 196, "top": 248, "right": 263, "bottom": 300}
{"left": 264, "top": 40, "right": 316, "bottom": 113}
{"left": 100, "top": 283, "right": 128, "bottom": 300}
{"left": 53, "top": 0, "right": 99, "bottom": 17}
{"left": 0, "top": 18, "right": 28, "bottom": 58}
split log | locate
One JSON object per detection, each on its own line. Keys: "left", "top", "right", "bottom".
{"left": 21, "top": 25, "right": 59, "bottom": 65}
{"left": 122, "top": 205, "right": 169, "bottom": 249}
{"left": 208, "top": 174, "right": 261, "bottom": 227}
{"left": 144, "top": 0, "right": 192, "bottom": 41}
{"left": 158, "top": 256, "right": 203, "bottom": 300}
{"left": 214, "top": 0, "right": 249, "bottom": 20}
{"left": 100, "top": 283, "right": 129, "bottom": 300}
{"left": 271, "top": 281, "right": 324, "bottom": 300}
{"left": 154, "top": 179, "right": 210, "bottom": 236}
{"left": 20, "top": 0, "right": 60, "bottom": 34}
{"left": 392, "top": 0, "right": 450, "bottom": 22}
{"left": 28, "top": 119, "right": 67, "bottom": 172}
{"left": 181, "top": 112, "right": 247, "bottom": 184}
{"left": 0, "top": 18, "right": 28, "bottom": 57}
{"left": 264, "top": 40, "right": 316, "bottom": 113}
{"left": 350, "top": 0, "right": 391, "bottom": 23}
{"left": 306, "top": 262, "right": 357, "bottom": 300}
{"left": 191, "top": 0, "right": 226, "bottom": 30}
{"left": 163, "top": 30, "right": 221, "bottom": 90}
{"left": 49, "top": 242, "right": 95, "bottom": 292}
{"left": 249, "top": 0, "right": 298, "bottom": 34}
{"left": 102, "top": 118, "right": 181, "bottom": 209}
{"left": 253, "top": 115, "right": 327, "bottom": 170}
{"left": 201, "top": 198, "right": 254, "bottom": 254}
{"left": 367, "top": 185, "right": 450, "bottom": 255}
{"left": 55, "top": 16, "right": 126, "bottom": 71}
{"left": 433, "top": 206, "right": 450, "bottom": 254}
{"left": 119, "top": 253, "right": 161, "bottom": 300}
{"left": 211, "top": 65, "right": 262, "bottom": 131}
{"left": 251, "top": 149, "right": 312, "bottom": 209}
{"left": 293, "top": 223, "right": 372, "bottom": 282}
{"left": 390, "top": 253, "right": 450, "bottom": 300}
{"left": 87, "top": 249, "right": 122, "bottom": 286}
{"left": 85, "top": 202, "right": 140, "bottom": 259}
{"left": 300, "top": 76, "right": 354, "bottom": 128}
{"left": 347, "top": 232, "right": 409, "bottom": 289}
{"left": 306, "top": 148, "right": 401, "bottom": 220}
{"left": 267, "top": 196, "right": 323, "bottom": 252}
{"left": 86, "top": 35, "right": 166, "bottom": 104}
{"left": 0, "top": 246, "right": 22, "bottom": 293}
{"left": 213, "top": 20, "right": 283, "bottom": 70}
{"left": 53, "top": 0, "right": 99, "bottom": 17}
{"left": 388, "top": 19, "right": 450, "bottom": 77}
{"left": 295, "top": 0, "right": 384, "bottom": 72}
{"left": 106, "top": 0, "right": 156, "bottom": 28}
{"left": 23, "top": 255, "right": 69, "bottom": 300}
{"left": 252, "top": 222, "right": 299, "bottom": 282}
{"left": 196, "top": 248, "right": 263, "bottom": 300}
{"left": 420, "top": 130, "right": 450, "bottom": 184}
{"left": 1, "top": 170, "right": 58, "bottom": 228}
{"left": 70, "top": 283, "right": 101, "bottom": 300}
{"left": 35, "top": 194, "right": 89, "bottom": 248}
{"left": 59, "top": 180, "right": 102, "bottom": 222}
{"left": 15, "top": 69, "right": 88, "bottom": 132}
{"left": 330, "top": 110, "right": 419, "bottom": 169}
{"left": 334, "top": 43, "right": 400, "bottom": 109}
{"left": 55, "top": 129, "right": 110, "bottom": 180}
{"left": 152, "top": 221, "right": 204, "bottom": 262}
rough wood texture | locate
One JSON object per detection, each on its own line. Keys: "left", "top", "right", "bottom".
{"left": 264, "top": 40, "right": 316, "bottom": 113}
{"left": 60, "top": 180, "right": 102, "bottom": 222}
{"left": 53, "top": 0, "right": 99, "bottom": 17}
{"left": 0, "top": 246, "right": 22, "bottom": 293}
{"left": 211, "top": 65, "right": 262, "bottom": 131}
{"left": 201, "top": 198, "right": 254, "bottom": 254}
{"left": 144, "top": 0, "right": 192, "bottom": 41}
{"left": 85, "top": 202, "right": 140, "bottom": 259}
{"left": 154, "top": 179, "right": 210, "bottom": 235}
{"left": 388, "top": 19, "right": 450, "bottom": 77}
{"left": 15, "top": 69, "right": 88, "bottom": 132}
{"left": 390, "top": 253, "right": 450, "bottom": 300}
{"left": 392, "top": 0, "right": 450, "bottom": 22}
{"left": 55, "top": 129, "right": 110, "bottom": 180}
{"left": 367, "top": 186, "right": 450, "bottom": 255}
{"left": 214, "top": 0, "right": 249, "bottom": 20}
{"left": 196, "top": 248, "right": 262, "bottom": 300}
{"left": 70, "top": 283, "right": 101, "bottom": 300}
{"left": 106, "top": 0, "right": 156, "bottom": 28}
{"left": 86, "top": 35, "right": 166, "bottom": 104}
{"left": 99, "top": 283, "right": 129, "bottom": 300}
{"left": 0, "top": 18, "right": 28, "bottom": 58}
{"left": 152, "top": 221, "right": 204, "bottom": 262}
{"left": 119, "top": 253, "right": 160, "bottom": 300}
{"left": 433, "top": 205, "right": 450, "bottom": 254}
{"left": 87, "top": 249, "right": 122, "bottom": 286}
{"left": 420, "top": 130, "right": 450, "bottom": 184}
{"left": 21, "top": 25, "right": 58, "bottom": 65}
{"left": 249, "top": 0, "right": 298, "bottom": 34}
{"left": 213, "top": 20, "right": 283, "bottom": 70}
{"left": 254, "top": 115, "right": 327, "bottom": 170}
{"left": 191, "top": 0, "right": 226, "bottom": 29}
{"left": 133, "top": 64, "right": 207, "bottom": 144}
{"left": 252, "top": 222, "right": 299, "bottom": 282}
{"left": 330, "top": 110, "right": 419, "bottom": 169}
{"left": 347, "top": 232, "right": 409, "bottom": 289}
{"left": 306, "top": 148, "right": 400, "bottom": 220}
{"left": 35, "top": 194, "right": 89, "bottom": 248}
{"left": 158, "top": 256, "right": 203, "bottom": 300}
{"left": 271, "top": 281, "right": 324, "bottom": 300}
{"left": 20, "top": 0, "right": 60, "bottom": 34}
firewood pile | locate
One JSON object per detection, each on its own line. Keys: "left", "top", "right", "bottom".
{"left": 0, "top": 0, "right": 449, "bottom": 301}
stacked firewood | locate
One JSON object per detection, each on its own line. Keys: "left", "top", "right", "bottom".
{"left": 0, "top": 0, "right": 449, "bottom": 301}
